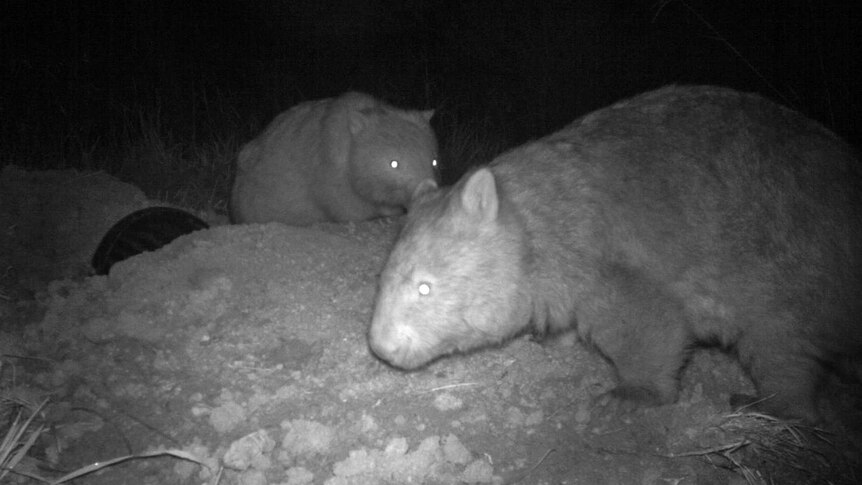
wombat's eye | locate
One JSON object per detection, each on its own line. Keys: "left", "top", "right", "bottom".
{"left": 390, "top": 160, "right": 399, "bottom": 169}
{"left": 431, "top": 159, "right": 438, "bottom": 169}
{"left": 418, "top": 282, "right": 431, "bottom": 296}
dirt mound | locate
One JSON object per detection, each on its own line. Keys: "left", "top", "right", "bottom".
{"left": 1, "top": 169, "right": 859, "bottom": 484}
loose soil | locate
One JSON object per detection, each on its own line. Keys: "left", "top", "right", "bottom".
{"left": 1, "top": 166, "right": 860, "bottom": 484}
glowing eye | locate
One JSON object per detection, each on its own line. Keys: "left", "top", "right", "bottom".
{"left": 418, "top": 282, "right": 431, "bottom": 296}
{"left": 431, "top": 159, "right": 438, "bottom": 169}
{"left": 390, "top": 160, "right": 399, "bottom": 169}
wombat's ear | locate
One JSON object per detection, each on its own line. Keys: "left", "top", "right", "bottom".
{"left": 460, "top": 168, "right": 498, "bottom": 222}
{"left": 411, "top": 179, "right": 438, "bottom": 204}
{"left": 421, "top": 109, "right": 435, "bottom": 122}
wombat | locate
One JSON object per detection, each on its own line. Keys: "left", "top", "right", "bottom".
{"left": 369, "top": 85, "right": 862, "bottom": 423}
{"left": 230, "top": 92, "right": 439, "bottom": 225}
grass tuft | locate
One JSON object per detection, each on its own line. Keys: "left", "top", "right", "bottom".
{"left": 667, "top": 411, "right": 860, "bottom": 485}
{"left": 0, "top": 396, "right": 47, "bottom": 482}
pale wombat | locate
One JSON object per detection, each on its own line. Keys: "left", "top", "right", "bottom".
{"left": 369, "top": 85, "right": 862, "bottom": 423}
{"left": 231, "top": 92, "right": 439, "bottom": 225}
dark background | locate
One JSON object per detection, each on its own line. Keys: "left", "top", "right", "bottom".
{"left": 3, "top": 0, "right": 860, "bottom": 186}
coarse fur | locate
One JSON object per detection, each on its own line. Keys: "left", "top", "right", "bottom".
{"left": 230, "top": 92, "right": 439, "bottom": 225}
{"left": 369, "top": 85, "right": 862, "bottom": 423}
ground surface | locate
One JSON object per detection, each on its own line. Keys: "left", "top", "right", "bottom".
{"left": 1, "top": 166, "right": 860, "bottom": 484}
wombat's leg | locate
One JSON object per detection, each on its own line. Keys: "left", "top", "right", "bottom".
{"left": 588, "top": 263, "right": 690, "bottom": 407}
{"left": 734, "top": 324, "right": 822, "bottom": 423}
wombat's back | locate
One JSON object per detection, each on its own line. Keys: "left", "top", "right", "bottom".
{"left": 504, "top": 86, "right": 861, "bottom": 337}
{"left": 370, "top": 85, "right": 861, "bottom": 422}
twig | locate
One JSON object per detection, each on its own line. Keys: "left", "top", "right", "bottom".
{"left": 505, "top": 448, "right": 556, "bottom": 485}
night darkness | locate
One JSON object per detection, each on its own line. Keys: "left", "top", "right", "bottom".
{"left": 3, "top": 0, "right": 861, "bottom": 192}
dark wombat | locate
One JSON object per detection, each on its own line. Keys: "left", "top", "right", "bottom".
{"left": 369, "top": 85, "right": 862, "bottom": 423}
{"left": 230, "top": 92, "right": 439, "bottom": 225}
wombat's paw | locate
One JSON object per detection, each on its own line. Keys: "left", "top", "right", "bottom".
{"left": 610, "top": 384, "right": 673, "bottom": 405}
{"left": 593, "top": 384, "right": 673, "bottom": 417}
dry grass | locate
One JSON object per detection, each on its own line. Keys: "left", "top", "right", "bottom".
{"left": 431, "top": 101, "right": 511, "bottom": 186}
{"left": 4, "top": 89, "right": 248, "bottom": 216}
{"left": 667, "top": 411, "right": 860, "bottom": 485}
{"left": 0, "top": 395, "right": 46, "bottom": 482}
{"left": 0, "top": 365, "right": 216, "bottom": 484}
{"left": 103, "top": 106, "right": 242, "bottom": 213}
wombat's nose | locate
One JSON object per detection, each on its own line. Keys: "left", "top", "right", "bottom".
{"left": 368, "top": 324, "right": 400, "bottom": 362}
{"left": 368, "top": 321, "right": 416, "bottom": 368}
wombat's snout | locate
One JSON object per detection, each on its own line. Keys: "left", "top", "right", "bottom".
{"left": 368, "top": 322, "right": 403, "bottom": 364}
{"left": 368, "top": 320, "right": 423, "bottom": 369}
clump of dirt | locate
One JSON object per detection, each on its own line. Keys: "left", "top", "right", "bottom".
{"left": 1, "top": 168, "right": 860, "bottom": 484}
